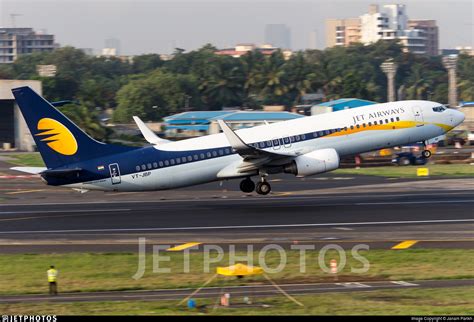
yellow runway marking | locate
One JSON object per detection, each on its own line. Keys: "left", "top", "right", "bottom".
{"left": 391, "top": 240, "right": 418, "bottom": 249}
{"left": 167, "top": 242, "right": 202, "bottom": 251}
{"left": 5, "top": 189, "right": 45, "bottom": 195}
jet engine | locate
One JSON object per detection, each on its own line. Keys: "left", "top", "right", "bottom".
{"left": 283, "top": 148, "right": 339, "bottom": 177}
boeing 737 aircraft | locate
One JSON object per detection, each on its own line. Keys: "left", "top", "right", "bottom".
{"left": 12, "top": 86, "right": 464, "bottom": 195}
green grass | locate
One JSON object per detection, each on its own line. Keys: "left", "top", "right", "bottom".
{"left": 5, "top": 153, "right": 45, "bottom": 167}
{"left": 0, "top": 286, "right": 472, "bottom": 315}
{"left": 335, "top": 164, "right": 474, "bottom": 178}
{"left": 0, "top": 249, "right": 472, "bottom": 296}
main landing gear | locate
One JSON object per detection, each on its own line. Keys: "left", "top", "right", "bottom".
{"left": 239, "top": 177, "right": 271, "bottom": 195}
{"left": 421, "top": 140, "right": 432, "bottom": 159}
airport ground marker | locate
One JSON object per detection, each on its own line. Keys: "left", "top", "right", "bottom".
{"left": 391, "top": 240, "right": 418, "bottom": 249}
{"left": 167, "top": 242, "right": 202, "bottom": 251}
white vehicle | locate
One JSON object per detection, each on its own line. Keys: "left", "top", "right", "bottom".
{"left": 12, "top": 86, "right": 465, "bottom": 195}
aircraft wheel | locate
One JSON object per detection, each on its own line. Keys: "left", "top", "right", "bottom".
{"left": 422, "top": 150, "right": 432, "bottom": 159}
{"left": 256, "top": 181, "right": 271, "bottom": 195}
{"left": 239, "top": 178, "right": 255, "bottom": 193}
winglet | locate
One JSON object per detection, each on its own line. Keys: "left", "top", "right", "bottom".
{"left": 217, "top": 120, "right": 251, "bottom": 152}
{"left": 133, "top": 116, "right": 170, "bottom": 146}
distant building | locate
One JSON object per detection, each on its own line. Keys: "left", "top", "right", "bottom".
{"left": 0, "top": 79, "right": 41, "bottom": 151}
{"left": 441, "top": 47, "right": 474, "bottom": 56}
{"left": 326, "top": 4, "right": 439, "bottom": 56}
{"left": 326, "top": 18, "right": 361, "bottom": 47}
{"left": 408, "top": 20, "right": 439, "bottom": 56}
{"left": 215, "top": 43, "right": 292, "bottom": 59}
{"left": 308, "top": 30, "right": 319, "bottom": 50}
{"left": 311, "top": 98, "right": 377, "bottom": 115}
{"left": 264, "top": 24, "right": 291, "bottom": 49}
{"left": 104, "top": 38, "right": 121, "bottom": 55}
{"left": 0, "top": 28, "right": 57, "bottom": 63}
{"left": 163, "top": 110, "right": 303, "bottom": 137}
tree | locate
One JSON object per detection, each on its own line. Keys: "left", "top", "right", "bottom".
{"left": 113, "top": 70, "right": 199, "bottom": 122}
{"left": 200, "top": 56, "right": 244, "bottom": 108}
{"left": 132, "top": 54, "right": 163, "bottom": 74}
{"left": 58, "top": 104, "right": 107, "bottom": 141}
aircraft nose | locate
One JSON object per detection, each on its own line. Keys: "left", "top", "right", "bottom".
{"left": 454, "top": 109, "right": 465, "bottom": 126}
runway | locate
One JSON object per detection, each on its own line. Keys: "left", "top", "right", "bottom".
{"left": 0, "top": 175, "right": 473, "bottom": 252}
{"left": 1, "top": 279, "right": 473, "bottom": 304}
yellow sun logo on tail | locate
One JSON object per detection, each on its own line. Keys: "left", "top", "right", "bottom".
{"left": 35, "top": 118, "right": 78, "bottom": 155}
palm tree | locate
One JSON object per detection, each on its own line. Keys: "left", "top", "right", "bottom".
{"left": 201, "top": 58, "right": 244, "bottom": 108}
{"left": 258, "top": 51, "right": 288, "bottom": 105}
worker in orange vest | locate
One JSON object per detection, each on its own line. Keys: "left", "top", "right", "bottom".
{"left": 47, "top": 265, "right": 59, "bottom": 295}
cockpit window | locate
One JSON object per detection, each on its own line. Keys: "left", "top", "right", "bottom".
{"left": 432, "top": 105, "right": 446, "bottom": 112}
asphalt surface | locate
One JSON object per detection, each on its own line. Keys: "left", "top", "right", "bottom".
{"left": 0, "top": 279, "right": 472, "bottom": 304}
{"left": 0, "top": 178, "right": 473, "bottom": 252}
{"left": 0, "top": 159, "right": 473, "bottom": 252}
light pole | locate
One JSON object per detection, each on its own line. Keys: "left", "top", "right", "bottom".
{"left": 380, "top": 59, "right": 398, "bottom": 102}
{"left": 442, "top": 55, "right": 458, "bottom": 107}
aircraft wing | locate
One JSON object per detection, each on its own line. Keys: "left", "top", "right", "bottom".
{"left": 217, "top": 120, "right": 302, "bottom": 176}
{"left": 133, "top": 116, "right": 171, "bottom": 146}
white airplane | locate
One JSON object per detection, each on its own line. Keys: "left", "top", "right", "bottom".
{"left": 12, "top": 86, "right": 464, "bottom": 195}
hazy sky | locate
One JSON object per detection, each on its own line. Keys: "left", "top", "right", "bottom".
{"left": 0, "top": 0, "right": 472, "bottom": 55}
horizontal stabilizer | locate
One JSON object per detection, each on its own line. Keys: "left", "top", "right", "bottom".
{"left": 10, "top": 167, "right": 47, "bottom": 174}
{"left": 41, "top": 168, "right": 82, "bottom": 177}
{"left": 133, "top": 116, "right": 170, "bottom": 146}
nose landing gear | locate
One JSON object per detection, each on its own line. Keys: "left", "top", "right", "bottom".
{"left": 421, "top": 140, "right": 432, "bottom": 159}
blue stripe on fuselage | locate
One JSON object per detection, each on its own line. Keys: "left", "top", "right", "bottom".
{"left": 43, "top": 126, "right": 343, "bottom": 186}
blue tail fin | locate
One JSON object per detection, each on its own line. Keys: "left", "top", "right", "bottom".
{"left": 12, "top": 86, "right": 137, "bottom": 169}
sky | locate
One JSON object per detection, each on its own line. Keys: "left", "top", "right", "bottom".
{"left": 0, "top": 0, "right": 473, "bottom": 55}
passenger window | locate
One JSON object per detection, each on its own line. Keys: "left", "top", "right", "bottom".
{"left": 368, "top": 122, "right": 372, "bottom": 126}
{"left": 266, "top": 141, "right": 272, "bottom": 147}
{"left": 136, "top": 166, "right": 140, "bottom": 171}
{"left": 170, "top": 159, "right": 175, "bottom": 165}
{"left": 385, "top": 119, "right": 389, "bottom": 124}
{"left": 313, "top": 132, "right": 318, "bottom": 138}
{"left": 343, "top": 127, "right": 347, "bottom": 131}
{"left": 374, "top": 121, "right": 378, "bottom": 125}
{"left": 224, "top": 148, "right": 230, "bottom": 154}
{"left": 273, "top": 139, "right": 279, "bottom": 145}
{"left": 153, "top": 162, "right": 158, "bottom": 168}
{"left": 181, "top": 157, "right": 186, "bottom": 162}
{"left": 164, "top": 160, "right": 169, "bottom": 166}
{"left": 218, "top": 150, "right": 223, "bottom": 156}
{"left": 350, "top": 125, "right": 354, "bottom": 130}
{"left": 187, "top": 156, "right": 192, "bottom": 161}
{"left": 259, "top": 142, "right": 265, "bottom": 148}
{"left": 318, "top": 131, "right": 324, "bottom": 136}
{"left": 159, "top": 161, "right": 164, "bottom": 167}
{"left": 356, "top": 124, "right": 360, "bottom": 129}
{"left": 193, "top": 155, "right": 198, "bottom": 160}
{"left": 141, "top": 165, "right": 146, "bottom": 170}
{"left": 363, "top": 123, "right": 366, "bottom": 128}
{"left": 176, "top": 158, "right": 181, "bottom": 164}
{"left": 206, "top": 152, "right": 211, "bottom": 158}
{"left": 301, "top": 134, "right": 306, "bottom": 140}
{"left": 212, "top": 151, "right": 217, "bottom": 157}
{"left": 390, "top": 118, "right": 394, "bottom": 122}
{"left": 396, "top": 117, "right": 400, "bottom": 121}
{"left": 200, "top": 153, "right": 205, "bottom": 159}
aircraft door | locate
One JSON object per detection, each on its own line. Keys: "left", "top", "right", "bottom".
{"left": 412, "top": 106, "right": 424, "bottom": 126}
{"left": 109, "top": 163, "right": 121, "bottom": 185}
